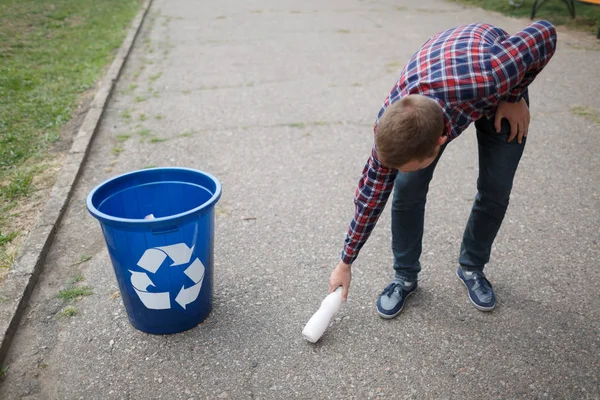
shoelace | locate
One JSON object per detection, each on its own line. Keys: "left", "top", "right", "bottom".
{"left": 470, "top": 272, "right": 493, "bottom": 293}
{"left": 382, "top": 282, "right": 404, "bottom": 297}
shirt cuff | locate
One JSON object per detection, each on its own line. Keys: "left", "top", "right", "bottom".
{"left": 505, "top": 90, "right": 523, "bottom": 103}
{"left": 341, "top": 248, "right": 357, "bottom": 265}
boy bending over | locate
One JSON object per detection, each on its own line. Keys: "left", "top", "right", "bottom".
{"left": 329, "top": 21, "right": 557, "bottom": 317}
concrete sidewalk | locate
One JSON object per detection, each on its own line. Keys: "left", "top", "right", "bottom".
{"left": 1, "top": 0, "right": 599, "bottom": 398}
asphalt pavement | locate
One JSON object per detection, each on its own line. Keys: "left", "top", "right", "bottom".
{"left": 1, "top": 0, "right": 599, "bottom": 398}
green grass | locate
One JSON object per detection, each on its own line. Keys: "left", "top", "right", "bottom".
{"left": 0, "top": 365, "right": 7, "bottom": 378}
{"left": 120, "top": 109, "right": 132, "bottom": 122}
{"left": 149, "top": 136, "right": 168, "bottom": 143}
{"left": 116, "top": 134, "right": 131, "bottom": 142}
{"left": 57, "top": 286, "right": 93, "bottom": 301}
{"left": 138, "top": 127, "right": 152, "bottom": 138}
{"left": 149, "top": 71, "right": 162, "bottom": 83}
{"left": 571, "top": 105, "right": 600, "bottom": 123}
{"left": 58, "top": 306, "right": 78, "bottom": 318}
{"left": 154, "top": 114, "right": 164, "bottom": 120}
{"left": 449, "top": 0, "right": 600, "bottom": 34}
{"left": 0, "top": 170, "right": 32, "bottom": 201}
{"left": 0, "top": 248, "right": 16, "bottom": 270}
{"left": 0, "top": 0, "right": 142, "bottom": 170}
{"left": 0, "top": 0, "right": 142, "bottom": 260}
{"left": 71, "top": 274, "right": 84, "bottom": 283}
{"left": 0, "top": 231, "right": 17, "bottom": 246}
{"left": 112, "top": 146, "right": 124, "bottom": 156}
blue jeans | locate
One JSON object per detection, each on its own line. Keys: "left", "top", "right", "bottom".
{"left": 391, "top": 96, "right": 528, "bottom": 282}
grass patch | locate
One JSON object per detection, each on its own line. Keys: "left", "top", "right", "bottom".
{"left": 71, "top": 274, "right": 84, "bottom": 283}
{"left": 149, "top": 136, "right": 168, "bottom": 143}
{"left": 0, "top": 365, "right": 7, "bottom": 378}
{"left": 571, "top": 106, "right": 600, "bottom": 124}
{"left": 337, "top": 29, "right": 351, "bottom": 34}
{"left": 0, "top": 0, "right": 142, "bottom": 170}
{"left": 0, "top": 248, "right": 16, "bottom": 270}
{"left": 112, "top": 146, "right": 124, "bottom": 156}
{"left": 0, "top": 170, "right": 33, "bottom": 201}
{"left": 288, "top": 122, "right": 306, "bottom": 129}
{"left": 181, "top": 89, "right": 191, "bottom": 94}
{"left": 80, "top": 254, "right": 91, "bottom": 262}
{"left": 57, "top": 286, "right": 93, "bottom": 301}
{"left": 154, "top": 114, "right": 164, "bottom": 120}
{"left": 139, "top": 113, "right": 147, "bottom": 121}
{"left": 116, "top": 134, "right": 131, "bottom": 142}
{"left": 0, "top": 231, "right": 17, "bottom": 247}
{"left": 120, "top": 82, "right": 138, "bottom": 95}
{"left": 135, "top": 95, "right": 147, "bottom": 103}
{"left": 143, "top": 164, "right": 157, "bottom": 169}
{"left": 449, "top": 0, "right": 600, "bottom": 35}
{"left": 138, "top": 127, "right": 152, "bottom": 138}
{"left": 385, "top": 61, "right": 402, "bottom": 73}
{"left": 58, "top": 306, "right": 78, "bottom": 318}
{"left": 178, "top": 130, "right": 194, "bottom": 137}
{"left": 120, "top": 109, "right": 132, "bottom": 122}
{"left": 149, "top": 72, "right": 162, "bottom": 83}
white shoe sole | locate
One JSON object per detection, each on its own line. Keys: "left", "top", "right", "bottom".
{"left": 456, "top": 270, "right": 496, "bottom": 312}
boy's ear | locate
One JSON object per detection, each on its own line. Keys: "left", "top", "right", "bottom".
{"left": 437, "top": 134, "right": 448, "bottom": 146}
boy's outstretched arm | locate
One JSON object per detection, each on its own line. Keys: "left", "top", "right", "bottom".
{"left": 329, "top": 144, "right": 398, "bottom": 300}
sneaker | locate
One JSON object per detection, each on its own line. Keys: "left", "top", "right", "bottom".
{"left": 456, "top": 267, "right": 496, "bottom": 311}
{"left": 376, "top": 279, "right": 418, "bottom": 319}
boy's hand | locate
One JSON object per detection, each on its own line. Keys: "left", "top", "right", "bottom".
{"left": 329, "top": 261, "right": 351, "bottom": 301}
{"left": 494, "top": 98, "right": 530, "bottom": 144}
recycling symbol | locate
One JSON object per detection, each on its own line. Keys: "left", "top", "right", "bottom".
{"left": 130, "top": 243, "right": 205, "bottom": 310}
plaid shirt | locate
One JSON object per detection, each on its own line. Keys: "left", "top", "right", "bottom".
{"left": 341, "top": 21, "right": 557, "bottom": 265}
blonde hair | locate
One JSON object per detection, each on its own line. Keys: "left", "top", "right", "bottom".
{"left": 375, "top": 95, "right": 445, "bottom": 168}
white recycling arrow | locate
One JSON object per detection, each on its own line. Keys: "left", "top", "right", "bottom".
{"left": 175, "top": 258, "right": 205, "bottom": 309}
{"left": 175, "top": 282, "right": 202, "bottom": 310}
{"left": 133, "top": 288, "right": 170, "bottom": 310}
{"left": 129, "top": 270, "right": 156, "bottom": 291}
{"left": 137, "top": 248, "right": 167, "bottom": 274}
{"left": 157, "top": 243, "right": 194, "bottom": 266}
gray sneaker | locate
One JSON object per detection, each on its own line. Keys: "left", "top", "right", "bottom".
{"left": 376, "top": 279, "right": 418, "bottom": 319}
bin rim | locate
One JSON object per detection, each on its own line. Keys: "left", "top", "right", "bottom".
{"left": 86, "top": 167, "right": 222, "bottom": 227}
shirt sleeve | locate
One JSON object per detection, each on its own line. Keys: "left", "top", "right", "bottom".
{"left": 491, "top": 20, "right": 557, "bottom": 103}
{"left": 341, "top": 143, "right": 398, "bottom": 265}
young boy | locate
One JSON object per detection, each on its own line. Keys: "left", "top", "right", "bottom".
{"left": 328, "top": 21, "right": 557, "bottom": 317}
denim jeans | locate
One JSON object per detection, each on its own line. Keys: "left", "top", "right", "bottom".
{"left": 391, "top": 94, "right": 528, "bottom": 282}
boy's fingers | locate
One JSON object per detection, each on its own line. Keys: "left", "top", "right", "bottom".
{"left": 342, "top": 285, "right": 349, "bottom": 301}
{"left": 494, "top": 113, "right": 503, "bottom": 133}
{"left": 508, "top": 120, "right": 518, "bottom": 142}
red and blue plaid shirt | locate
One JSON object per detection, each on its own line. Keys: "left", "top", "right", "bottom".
{"left": 342, "top": 21, "right": 557, "bottom": 265}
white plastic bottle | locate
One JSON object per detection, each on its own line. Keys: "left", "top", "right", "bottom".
{"left": 302, "top": 287, "right": 343, "bottom": 343}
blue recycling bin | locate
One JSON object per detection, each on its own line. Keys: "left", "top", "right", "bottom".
{"left": 86, "top": 167, "right": 222, "bottom": 334}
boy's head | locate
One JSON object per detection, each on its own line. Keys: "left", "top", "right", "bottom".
{"left": 375, "top": 94, "right": 447, "bottom": 172}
